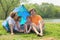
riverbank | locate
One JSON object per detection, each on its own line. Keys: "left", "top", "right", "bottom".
{"left": 44, "top": 19, "right": 60, "bottom": 23}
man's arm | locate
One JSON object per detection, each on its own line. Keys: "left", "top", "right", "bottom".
{"left": 9, "top": 24, "right": 14, "bottom": 35}
{"left": 8, "top": 20, "right": 14, "bottom": 35}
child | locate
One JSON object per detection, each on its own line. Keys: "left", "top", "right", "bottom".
{"left": 24, "top": 16, "right": 32, "bottom": 33}
{"left": 15, "top": 16, "right": 24, "bottom": 32}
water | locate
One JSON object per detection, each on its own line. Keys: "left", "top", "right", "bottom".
{"left": 44, "top": 19, "right": 60, "bottom": 23}
{"left": 0, "top": 19, "right": 60, "bottom": 23}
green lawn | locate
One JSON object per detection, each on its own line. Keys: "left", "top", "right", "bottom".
{"left": 0, "top": 21, "right": 60, "bottom": 40}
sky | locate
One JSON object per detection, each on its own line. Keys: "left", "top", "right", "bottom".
{"left": 27, "top": 0, "right": 60, "bottom": 6}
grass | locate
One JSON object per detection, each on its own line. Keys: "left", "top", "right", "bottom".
{"left": 0, "top": 21, "right": 60, "bottom": 40}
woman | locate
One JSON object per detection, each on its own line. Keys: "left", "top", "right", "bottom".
{"left": 8, "top": 12, "right": 19, "bottom": 35}
{"left": 30, "top": 9, "right": 45, "bottom": 36}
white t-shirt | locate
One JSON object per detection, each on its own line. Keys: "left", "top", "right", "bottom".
{"left": 7, "top": 16, "right": 20, "bottom": 31}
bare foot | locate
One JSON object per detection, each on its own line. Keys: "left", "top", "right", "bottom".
{"left": 11, "top": 33, "right": 14, "bottom": 35}
{"left": 39, "top": 33, "right": 43, "bottom": 36}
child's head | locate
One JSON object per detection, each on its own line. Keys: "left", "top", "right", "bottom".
{"left": 27, "top": 16, "right": 31, "bottom": 22}
{"left": 16, "top": 16, "right": 21, "bottom": 21}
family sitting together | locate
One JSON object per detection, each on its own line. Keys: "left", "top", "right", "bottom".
{"left": 3, "top": 9, "right": 45, "bottom": 36}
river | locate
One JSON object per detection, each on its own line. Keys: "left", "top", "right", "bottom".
{"left": 44, "top": 19, "right": 60, "bottom": 23}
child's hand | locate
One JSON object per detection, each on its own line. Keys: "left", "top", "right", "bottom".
{"left": 16, "top": 21, "right": 19, "bottom": 24}
{"left": 24, "top": 31, "right": 30, "bottom": 34}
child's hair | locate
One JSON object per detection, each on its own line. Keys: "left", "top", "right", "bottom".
{"left": 17, "top": 16, "right": 21, "bottom": 21}
{"left": 10, "top": 12, "right": 17, "bottom": 18}
{"left": 17, "top": 16, "right": 21, "bottom": 19}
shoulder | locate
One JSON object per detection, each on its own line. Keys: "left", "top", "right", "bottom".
{"left": 36, "top": 15, "right": 43, "bottom": 20}
{"left": 36, "top": 15, "right": 41, "bottom": 18}
{"left": 7, "top": 16, "right": 12, "bottom": 20}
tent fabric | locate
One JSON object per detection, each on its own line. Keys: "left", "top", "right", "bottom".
{"left": 2, "top": 20, "right": 10, "bottom": 31}
{"left": 13, "top": 5, "right": 30, "bottom": 25}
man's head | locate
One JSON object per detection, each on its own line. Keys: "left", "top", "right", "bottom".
{"left": 30, "top": 9, "right": 36, "bottom": 16}
{"left": 10, "top": 12, "right": 18, "bottom": 21}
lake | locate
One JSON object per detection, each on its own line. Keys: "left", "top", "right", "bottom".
{"left": 44, "top": 19, "right": 60, "bottom": 23}
{"left": 0, "top": 19, "right": 60, "bottom": 23}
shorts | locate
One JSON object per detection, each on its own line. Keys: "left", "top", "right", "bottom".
{"left": 20, "top": 24, "right": 31, "bottom": 30}
{"left": 20, "top": 24, "right": 25, "bottom": 30}
{"left": 31, "top": 23, "right": 45, "bottom": 32}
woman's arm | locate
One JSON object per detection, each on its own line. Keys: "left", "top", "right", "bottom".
{"left": 27, "top": 25, "right": 32, "bottom": 33}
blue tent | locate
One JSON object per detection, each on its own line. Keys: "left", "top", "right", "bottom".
{"left": 2, "top": 5, "right": 30, "bottom": 31}
{"left": 13, "top": 5, "right": 30, "bottom": 25}
{"left": 2, "top": 20, "right": 10, "bottom": 31}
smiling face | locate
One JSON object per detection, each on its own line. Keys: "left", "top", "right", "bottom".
{"left": 30, "top": 9, "right": 36, "bottom": 16}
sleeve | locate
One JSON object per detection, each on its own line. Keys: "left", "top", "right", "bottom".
{"left": 8, "top": 19, "right": 13, "bottom": 25}
{"left": 37, "top": 15, "right": 42, "bottom": 21}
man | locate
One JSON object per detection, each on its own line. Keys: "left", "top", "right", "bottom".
{"left": 8, "top": 12, "right": 19, "bottom": 35}
{"left": 30, "top": 9, "right": 45, "bottom": 36}
{"left": 3, "top": 12, "right": 23, "bottom": 35}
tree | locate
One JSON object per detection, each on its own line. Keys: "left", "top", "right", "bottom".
{"left": 25, "top": 3, "right": 60, "bottom": 18}
{"left": 0, "top": 0, "right": 20, "bottom": 19}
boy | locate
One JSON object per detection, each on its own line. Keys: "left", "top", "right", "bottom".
{"left": 15, "top": 16, "right": 24, "bottom": 32}
{"left": 24, "top": 16, "right": 32, "bottom": 33}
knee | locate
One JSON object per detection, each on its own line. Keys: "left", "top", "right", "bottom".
{"left": 31, "top": 23, "right": 35, "bottom": 25}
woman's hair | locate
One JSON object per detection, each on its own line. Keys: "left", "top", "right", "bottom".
{"left": 29, "top": 9, "right": 36, "bottom": 13}
{"left": 10, "top": 12, "right": 17, "bottom": 18}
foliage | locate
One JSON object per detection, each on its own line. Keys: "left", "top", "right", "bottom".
{"left": 25, "top": 3, "right": 60, "bottom": 18}
{"left": 0, "top": 0, "right": 20, "bottom": 19}
{"left": 0, "top": 2, "right": 60, "bottom": 19}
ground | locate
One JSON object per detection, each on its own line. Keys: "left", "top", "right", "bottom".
{"left": 0, "top": 20, "right": 60, "bottom": 40}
